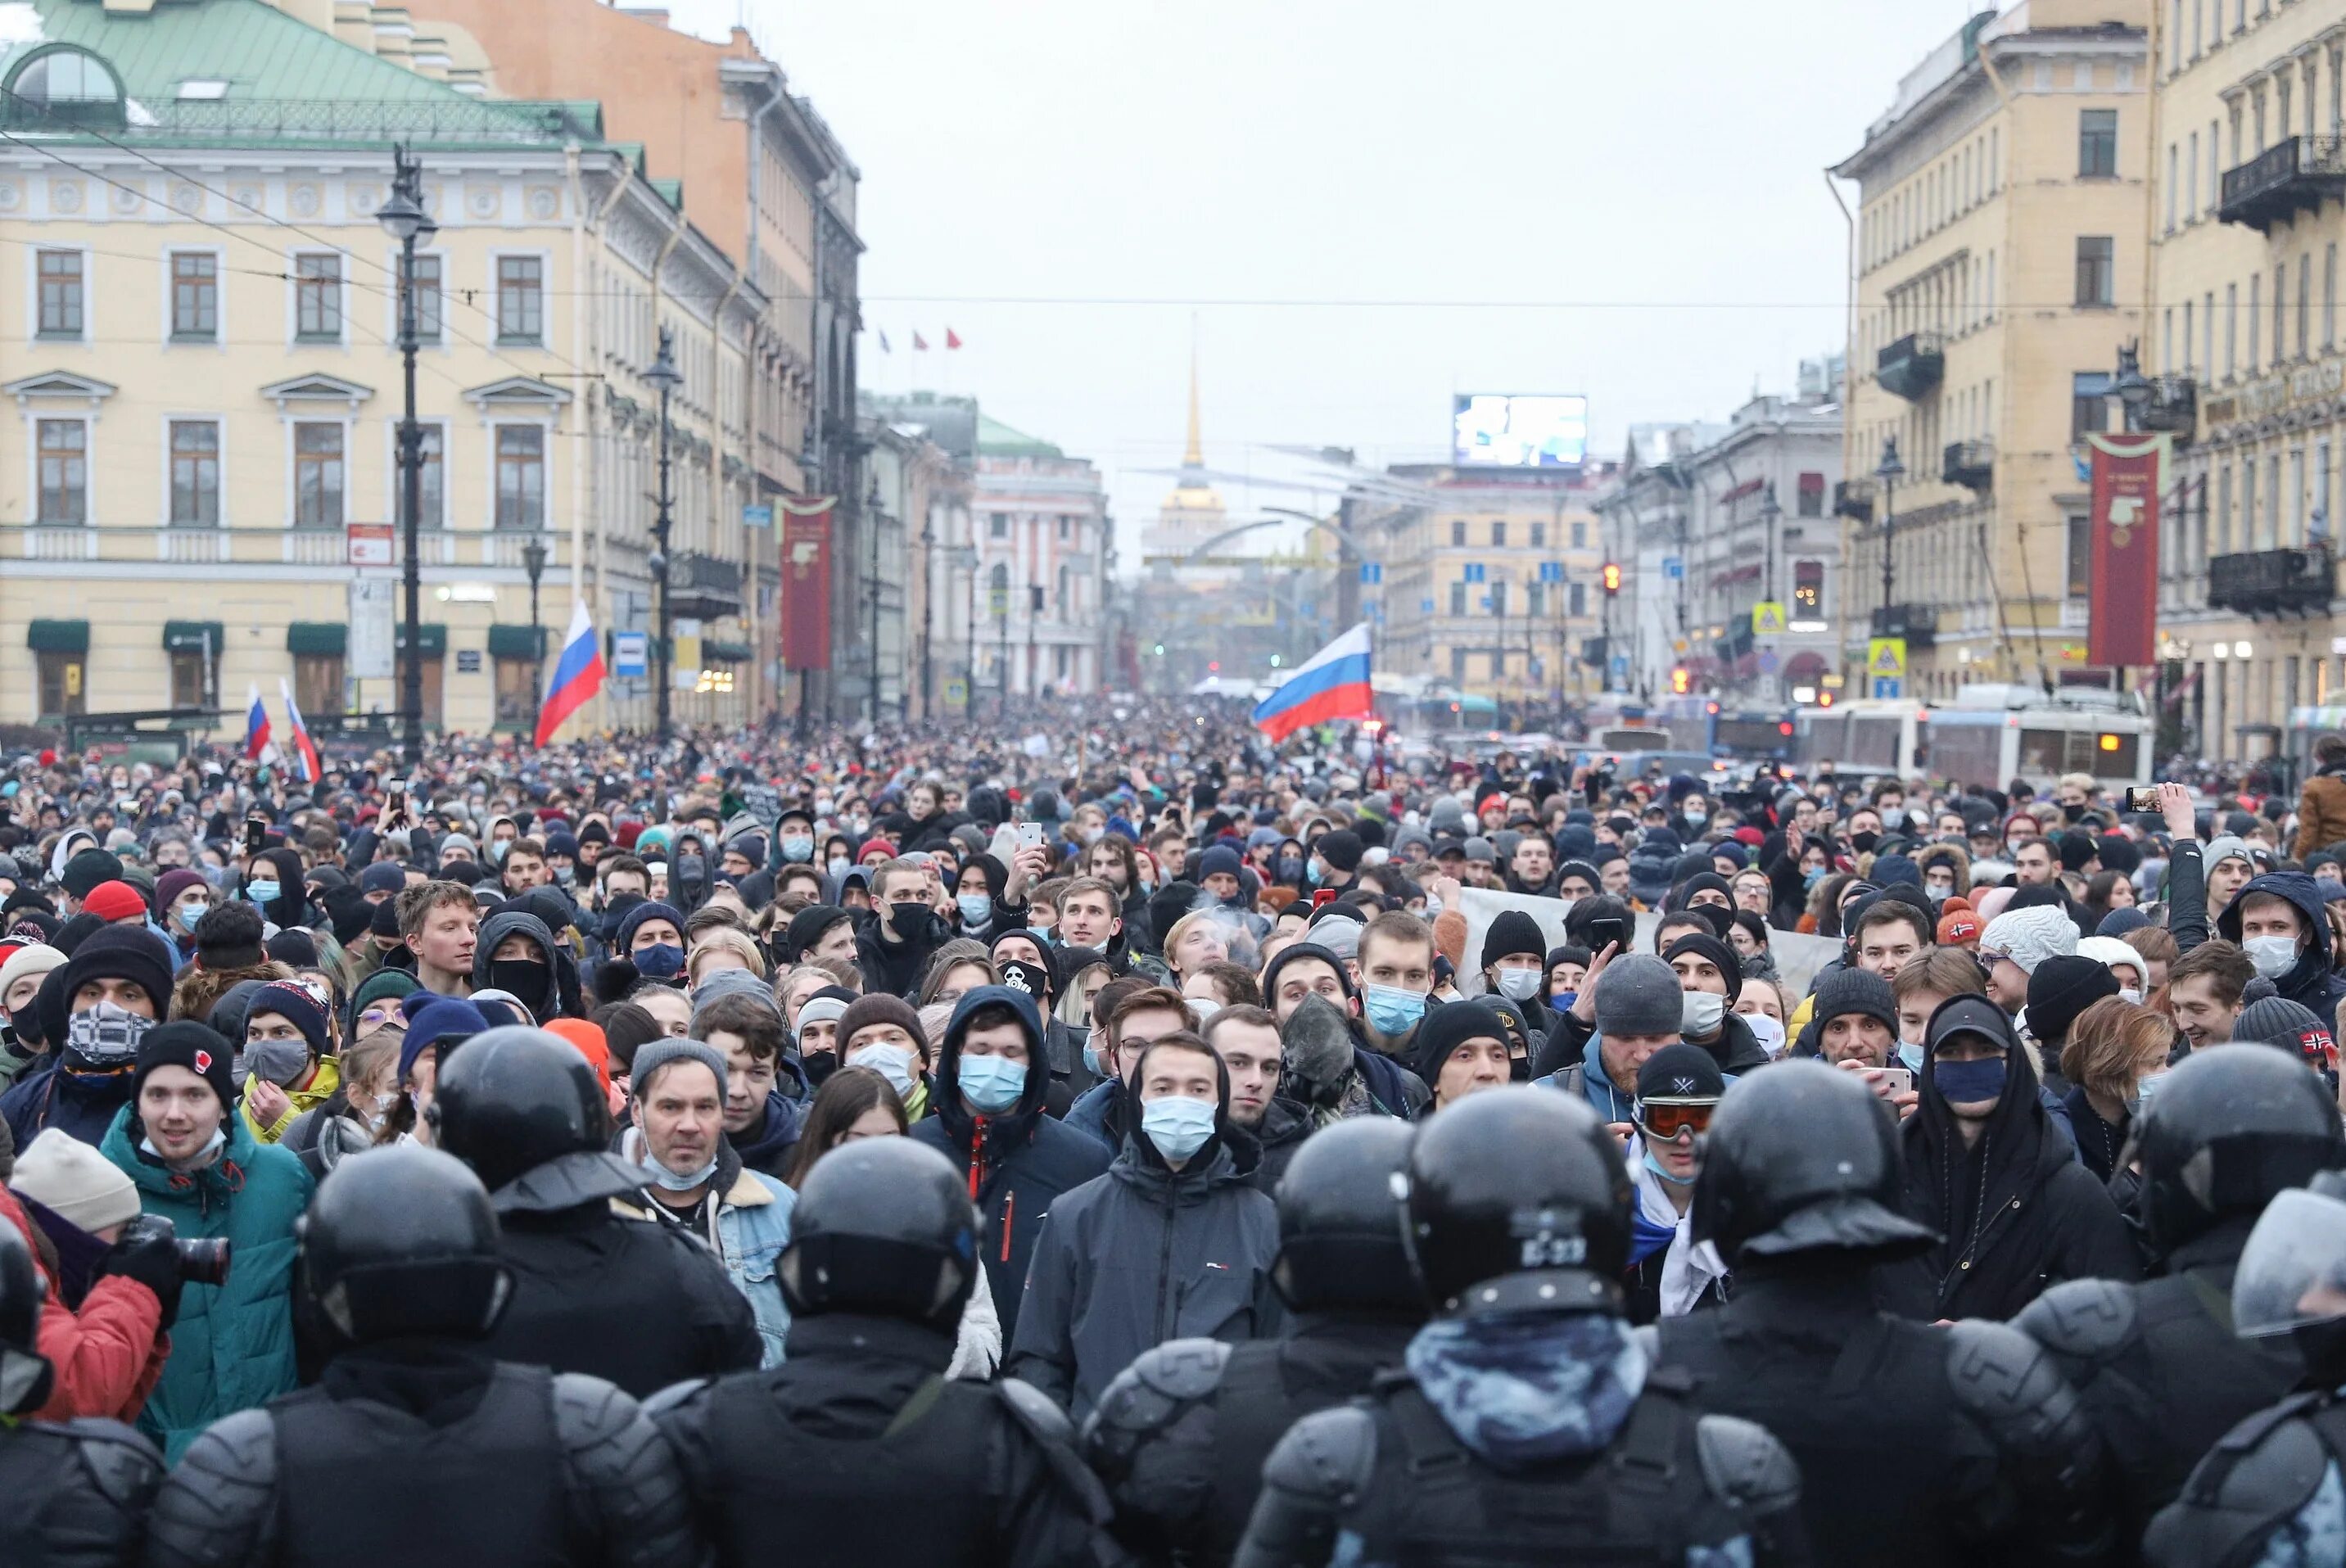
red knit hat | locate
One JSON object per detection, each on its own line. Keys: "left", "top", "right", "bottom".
{"left": 1937, "top": 907, "right": 1982, "bottom": 946}
{"left": 82, "top": 881, "right": 147, "bottom": 924}
{"left": 615, "top": 821, "right": 644, "bottom": 850}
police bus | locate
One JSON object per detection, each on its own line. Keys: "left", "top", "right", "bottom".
{"left": 1921, "top": 684, "right": 2154, "bottom": 794}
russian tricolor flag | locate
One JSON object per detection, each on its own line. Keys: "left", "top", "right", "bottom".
{"left": 1252, "top": 623, "right": 1374, "bottom": 742}
{"left": 536, "top": 600, "right": 604, "bottom": 748}
{"left": 242, "top": 684, "right": 272, "bottom": 761}
{"left": 278, "top": 677, "right": 321, "bottom": 783}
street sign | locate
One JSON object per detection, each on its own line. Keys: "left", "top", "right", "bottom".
{"left": 674, "top": 620, "right": 702, "bottom": 690}
{"left": 742, "top": 503, "right": 773, "bottom": 528}
{"left": 612, "top": 630, "right": 649, "bottom": 680}
{"left": 349, "top": 580, "right": 395, "bottom": 680}
{"left": 346, "top": 522, "right": 394, "bottom": 567}
{"left": 1358, "top": 562, "right": 1382, "bottom": 585}
{"left": 990, "top": 588, "right": 1010, "bottom": 617}
{"left": 1867, "top": 637, "right": 1908, "bottom": 680}
{"left": 943, "top": 676, "right": 968, "bottom": 711}
{"left": 1463, "top": 563, "right": 1487, "bottom": 584}
{"left": 455, "top": 649, "right": 482, "bottom": 675}
{"left": 1538, "top": 561, "right": 1564, "bottom": 584}
{"left": 1872, "top": 677, "right": 1905, "bottom": 699}
{"left": 1751, "top": 601, "right": 1787, "bottom": 636}
{"left": 1756, "top": 648, "right": 1780, "bottom": 676}
{"left": 1611, "top": 654, "right": 1630, "bottom": 680}
{"left": 1661, "top": 556, "right": 1683, "bottom": 580}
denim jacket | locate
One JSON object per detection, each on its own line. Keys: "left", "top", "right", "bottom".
{"left": 714, "top": 1167, "right": 796, "bottom": 1367}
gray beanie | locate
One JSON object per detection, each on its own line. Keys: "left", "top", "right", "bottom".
{"left": 629, "top": 1037, "right": 728, "bottom": 1099}
{"left": 1593, "top": 953, "right": 1684, "bottom": 1039}
{"left": 439, "top": 831, "right": 478, "bottom": 859}
{"left": 690, "top": 967, "right": 780, "bottom": 1022}
{"left": 2200, "top": 834, "right": 2254, "bottom": 873}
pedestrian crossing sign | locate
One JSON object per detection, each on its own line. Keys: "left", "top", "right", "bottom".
{"left": 1751, "top": 602, "right": 1787, "bottom": 636}
{"left": 1867, "top": 637, "right": 1907, "bottom": 679}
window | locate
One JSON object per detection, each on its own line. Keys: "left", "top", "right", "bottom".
{"left": 1569, "top": 581, "right": 1586, "bottom": 616}
{"left": 35, "top": 419, "right": 85, "bottom": 524}
{"left": 2251, "top": 273, "right": 2262, "bottom": 371}
{"left": 2329, "top": 245, "right": 2339, "bottom": 350}
{"left": 1530, "top": 522, "right": 1545, "bottom": 548}
{"left": 2189, "top": 129, "right": 2201, "bottom": 217}
{"left": 294, "top": 422, "right": 345, "bottom": 527}
{"left": 169, "top": 420, "right": 219, "bottom": 526}
{"left": 2218, "top": 462, "right": 2235, "bottom": 554}
{"left": 2320, "top": 441, "right": 2334, "bottom": 540}
{"left": 2301, "top": 255, "right": 2314, "bottom": 358}
{"left": 2244, "top": 459, "right": 2260, "bottom": 549}
{"left": 1571, "top": 521, "right": 1588, "bottom": 548}
{"left": 2075, "top": 237, "right": 2116, "bottom": 306}
{"left": 1792, "top": 560, "right": 1824, "bottom": 618}
{"left": 292, "top": 653, "right": 344, "bottom": 724}
{"left": 2072, "top": 373, "right": 2113, "bottom": 441}
{"left": 494, "top": 426, "right": 545, "bottom": 530}
{"left": 295, "top": 254, "right": 341, "bottom": 341}
{"left": 2066, "top": 516, "right": 2091, "bottom": 599}
{"left": 170, "top": 252, "right": 217, "bottom": 341}
{"left": 1449, "top": 581, "right": 1467, "bottom": 617}
{"left": 493, "top": 657, "right": 536, "bottom": 732}
{"left": 36, "top": 251, "right": 82, "bottom": 337}
{"left": 36, "top": 653, "right": 85, "bottom": 720}
{"left": 169, "top": 649, "right": 213, "bottom": 711}
{"left": 988, "top": 513, "right": 1008, "bottom": 540}
{"left": 1490, "top": 581, "right": 1508, "bottom": 617}
{"left": 1056, "top": 515, "right": 1071, "bottom": 540}
{"left": 412, "top": 254, "right": 444, "bottom": 345}
{"left": 418, "top": 424, "right": 445, "bottom": 527}
{"left": 1450, "top": 519, "right": 1467, "bottom": 546}
{"left": 1490, "top": 520, "right": 1507, "bottom": 547}
{"left": 495, "top": 255, "right": 543, "bottom": 345}
{"left": 1526, "top": 583, "right": 1544, "bottom": 617}
{"left": 2227, "top": 282, "right": 2240, "bottom": 375}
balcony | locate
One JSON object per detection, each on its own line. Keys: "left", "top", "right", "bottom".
{"left": 1870, "top": 603, "right": 1937, "bottom": 649}
{"left": 668, "top": 550, "right": 744, "bottom": 621}
{"left": 2220, "top": 136, "right": 2346, "bottom": 232}
{"left": 1833, "top": 478, "right": 1875, "bottom": 524}
{"left": 2208, "top": 545, "right": 2335, "bottom": 617}
{"left": 2140, "top": 375, "right": 2198, "bottom": 445}
{"left": 1942, "top": 439, "right": 1994, "bottom": 492}
{"left": 1876, "top": 331, "right": 1945, "bottom": 402}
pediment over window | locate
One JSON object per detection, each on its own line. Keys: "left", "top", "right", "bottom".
{"left": 260, "top": 374, "right": 373, "bottom": 409}
{"left": 463, "top": 376, "right": 572, "bottom": 409}
{"left": 3, "top": 371, "right": 116, "bottom": 406}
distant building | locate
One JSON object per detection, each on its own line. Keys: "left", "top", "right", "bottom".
{"left": 971, "top": 418, "right": 1110, "bottom": 701}
{"left": 860, "top": 391, "right": 977, "bottom": 720}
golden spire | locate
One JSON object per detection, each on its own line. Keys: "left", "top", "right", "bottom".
{"left": 1183, "top": 323, "right": 1203, "bottom": 469}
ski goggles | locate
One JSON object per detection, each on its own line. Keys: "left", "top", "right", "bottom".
{"left": 1633, "top": 1098, "right": 1719, "bottom": 1140}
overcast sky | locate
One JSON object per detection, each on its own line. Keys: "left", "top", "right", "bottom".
{"left": 662, "top": 0, "right": 1988, "bottom": 561}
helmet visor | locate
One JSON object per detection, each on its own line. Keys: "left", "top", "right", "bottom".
{"left": 2234, "top": 1186, "right": 2346, "bottom": 1338}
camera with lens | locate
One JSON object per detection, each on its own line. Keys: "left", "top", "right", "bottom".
{"left": 120, "top": 1215, "right": 233, "bottom": 1287}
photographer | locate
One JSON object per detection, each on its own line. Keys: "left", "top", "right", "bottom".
{"left": 2, "top": 1129, "right": 171, "bottom": 1423}
{"left": 97, "top": 1021, "right": 313, "bottom": 1461}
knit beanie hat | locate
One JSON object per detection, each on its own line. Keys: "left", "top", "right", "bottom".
{"left": 1196, "top": 846, "right": 1244, "bottom": 884}
{"left": 615, "top": 901, "right": 687, "bottom": 952}
{"left": 369, "top": 897, "right": 405, "bottom": 942}
{"left": 2235, "top": 994, "right": 2335, "bottom": 1060}
{"left": 1480, "top": 911, "right": 1548, "bottom": 972}
{"left": 1936, "top": 906, "right": 1982, "bottom": 946}
{"left": 1314, "top": 830, "right": 1364, "bottom": 874}
{"left": 1312, "top": 911, "right": 1363, "bottom": 961}
{"left": 59, "top": 849, "right": 124, "bottom": 901}
{"left": 2096, "top": 907, "right": 2152, "bottom": 938}
{"left": 1980, "top": 905, "right": 2078, "bottom": 976}
{"left": 11, "top": 1126, "right": 141, "bottom": 1233}
{"left": 1408, "top": 998, "right": 1511, "bottom": 1087}
{"left": 150, "top": 869, "right": 210, "bottom": 920}
{"left": 545, "top": 1018, "right": 610, "bottom": 1090}
{"left": 400, "top": 996, "right": 491, "bottom": 1083}
{"left": 42, "top": 924, "right": 176, "bottom": 1050}
{"left": 2202, "top": 835, "right": 2254, "bottom": 874}
{"left": 359, "top": 862, "right": 409, "bottom": 897}
{"left": 349, "top": 968, "right": 420, "bottom": 1028}
{"left": 1812, "top": 968, "right": 1896, "bottom": 1034}
{"left": 0, "top": 942, "right": 65, "bottom": 1004}
{"left": 1593, "top": 953, "right": 1684, "bottom": 1039}
{"left": 131, "top": 1020, "right": 236, "bottom": 1112}
{"left": 2023, "top": 955, "right": 2121, "bottom": 1048}
{"left": 2074, "top": 936, "right": 2148, "bottom": 987}
{"left": 1261, "top": 941, "right": 1357, "bottom": 1005}
{"left": 1635, "top": 1042, "right": 1726, "bottom": 1103}
{"left": 244, "top": 980, "right": 328, "bottom": 1061}
{"left": 628, "top": 1037, "right": 727, "bottom": 1100}
{"left": 837, "top": 992, "right": 927, "bottom": 1053}
{"left": 794, "top": 987, "right": 858, "bottom": 1031}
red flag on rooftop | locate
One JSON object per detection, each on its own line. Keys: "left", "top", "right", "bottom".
{"left": 945, "top": 328, "right": 963, "bottom": 350}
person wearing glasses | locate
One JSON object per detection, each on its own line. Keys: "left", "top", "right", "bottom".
{"left": 1625, "top": 1043, "right": 1729, "bottom": 1325}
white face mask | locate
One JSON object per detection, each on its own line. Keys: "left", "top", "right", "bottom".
{"left": 2244, "top": 934, "right": 2300, "bottom": 980}
{"left": 2118, "top": 987, "right": 2144, "bottom": 1006}
{"left": 1680, "top": 989, "right": 1726, "bottom": 1039}
{"left": 1494, "top": 968, "right": 1545, "bottom": 1002}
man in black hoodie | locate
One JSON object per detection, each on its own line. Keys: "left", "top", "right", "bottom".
{"left": 2216, "top": 869, "right": 2346, "bottom": 1019}
{"left": 469, "top": 907, "right": 567, "bottom": 1025}
{"left": 909, "top": 985, "right": 1110, "bottom": 1346}
{"left": 854, "top": 859, "right": 951, "bottom": 998}
{"left": 1006, "top": 1031, "right": 1281, "bottom": 1418}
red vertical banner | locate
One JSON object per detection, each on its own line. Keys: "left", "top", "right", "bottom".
{"left": 2086, "top": 432, "right": 2167, "bottom": 668}
{"left": 780, "top": 497, "right": 834, "bottom": 671}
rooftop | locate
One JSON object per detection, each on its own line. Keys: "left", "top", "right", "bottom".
{"left": 976, "top": 413, "right": 1064, "bottom": 460}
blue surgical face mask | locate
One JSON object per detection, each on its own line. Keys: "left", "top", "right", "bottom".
{"left": 1550, "top": 989, "right": 1577, "bottom": 1010}
{"left": 1644, "top": 1150, "right": 1696, "bottom": 1186}
{"left": 246, "top": 879, "right": 281, "bottom": 906}
{"left": 956, "top": 1051, "right": 1026, "bottom": 1114}
{"left": 1141, "top": 1094, "right": 1217, "bottom": 1164}
{"left": 1363, "top": 983, "right": 1427, "bottom": 1037}
{"left": 1933, "top": 1053, "right": 2007, "bottom": 1105}
{"left": 781, "top": 835, "right": 815, "bottom": 863}
{"left": 1804, "top": 867, "right": 1826, "bottom": 888}
{"left": 957, "top": 892, "right": 994, "bottom": 927}
{"left": 1896, "top": 1042, "right": 1924, "bottom": 1074}
{"left": 634, "top": 942, "right": 684, "bottom": 979}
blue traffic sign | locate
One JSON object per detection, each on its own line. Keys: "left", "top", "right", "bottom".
{"left": 1871, "top": 677, "right": 1903, "bottom": 699}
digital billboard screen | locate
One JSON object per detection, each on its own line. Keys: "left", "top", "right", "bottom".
{"left": 1452, "top": 393, "right": 1589, "bottom": 468}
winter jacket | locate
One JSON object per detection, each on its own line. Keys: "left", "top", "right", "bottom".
{"left": 99, "top": 1102, "right": 314, "bottom": 1460}
{"left": 1063, "top": 1075, "right": 1131, "bottom": 1155}
{"left": 236, "top": 1055, "right": 340, "bottom": 1145}
{"left": 1003, "top": 1117, "right": 1281, "bottom": 1419}
{"left": 2297, "top": 765, "right": 2346, "bottom": 860}
{"left": 2215, "top": 870, "right": 2346, "bottom": 1019}
{"left": 623, "top": 1134, "right": 796, "bottom": 1369}
{"left": 1887, "top": 1005, "right": 2137, "bottom": 1322}
{"left": 0, "top": 1182, "right": 166, "bottom": 1425}
{"left": 2, "top": 1057, "right": 136, "bottom": 1150}
{"left": 728, "top": 1091, "right": 803, "bottom": 1180}
{"left": 910, "top": 986, "right": 1112, "bottom": 1346}
{"left": 1250, "top": 1096, "right": 1315, "bottom": 1194}
{"left": 469, "top": 908, "right": 567, "bottom": 1024}
{"left": 2166, "top": 843, "right": 2212, "bottom": 955}
{"left": 854, "top": 906, "right": 948, "bottom": 998}
{"left": 1538, "top": 1034, "right": 1639, "bottom": 1124}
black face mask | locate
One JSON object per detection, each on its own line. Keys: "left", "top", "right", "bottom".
{"left": 1849, "top": 830, "right": 1878, "bottom": 854}
{"left": 802, "top": 1048, "right": 839, "bottom": 1087}
{"left": 2062, "top": 802, "right": 2086, "bottom": 823}
{"left": 488, "top": 958, "right": 548, "bottom": 1001}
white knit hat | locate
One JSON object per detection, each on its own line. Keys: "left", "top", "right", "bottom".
{"left": 1980, "top": 906, "right": 2080, "bottom": 977}
{"left": 2076, "top": 935, "right": 2147, "bottom": 986}
{"left": 10, "top": 1127, "right": 140, "bottom": 1235}
{"left": 0, "top": 942, "right": 66, "bottom": 1004}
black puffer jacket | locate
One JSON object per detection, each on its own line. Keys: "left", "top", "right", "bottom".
{"left": 2215, "top": 870, "right": 2346, "bottom": 1019}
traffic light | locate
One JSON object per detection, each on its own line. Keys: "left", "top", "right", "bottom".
{"left": 1670, "top": 667, "right": 1691, "bottom": 695}
{"left": 1602, "top": 563, "right": 1622, "bottom": 595}
{"left": 1208, "top": 661, "right": 1221, "bottom": 673}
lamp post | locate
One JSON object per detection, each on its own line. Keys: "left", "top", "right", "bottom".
{"left": 2113, "top": 341, "right": 2153, "bottom": 434}
{"left": 1757, "top": 481, "right": 1783, "bottom": 703}
{"left": 643, "top": 327, "right": 683, "bottom": 739}
{"left": 376, "top": 144, "right": 436, "bottom": 769}
{"left": 521, "top": 533, "right": 548, "bottom": 732}
{"left": 866, "top": 472, "right": 884, "bottom": 723}
{"left": 1875, "top": 436, "right": 1905, "bottom": 619}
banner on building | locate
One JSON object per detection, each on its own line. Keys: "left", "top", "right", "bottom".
{"left": 2086, "top": 431, "right": 2168, "bottom": 668}
{"left": 780, "top": 497, "right": 834, "bottom": 671}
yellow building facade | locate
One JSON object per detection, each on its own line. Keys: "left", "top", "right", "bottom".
{"left": 0, "top": 0, "right": 770, "bottom": 743}
{"left": 1834, "top": 0, "right": 2155, "bottom": 701}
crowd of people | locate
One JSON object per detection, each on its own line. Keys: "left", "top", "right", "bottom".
{"left": 8, "top": 700, "right": 2346, "bottom": 1563}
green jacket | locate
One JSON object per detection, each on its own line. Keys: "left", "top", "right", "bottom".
{"left": 100, "top": 1101, "right": 314, "bottom": 1461}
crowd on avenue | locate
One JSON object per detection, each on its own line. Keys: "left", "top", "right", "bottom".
{"left": 13, "top": 701, "right": 2346, "bottom": 1563}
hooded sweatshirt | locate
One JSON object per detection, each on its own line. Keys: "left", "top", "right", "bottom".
{"left": 2216, "top": 870, "right": 2346, "bottom": 1019}
{"left": 908, "top": 985, "right": 1111, "bottom": 1345}
{"left": 469, "top": 909, "right": 565, "bottom": 1025}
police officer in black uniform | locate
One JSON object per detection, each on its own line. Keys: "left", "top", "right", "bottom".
{"left": 0, "top": 1222, "right": 162, "bottom": 1568}
{"left": 2146, "top": 1172, "right": 2346, "bottom": 1566}
{"left": 2017, "top": 1046, "right": 2344, "bottom": 1547}
{"left": 651, "top": 1135, "right": 1126, "bottom": 1568}
{"left": 1083, "top": 1118, "right": 1424, "bottom": 1567}
{"left": 428, "top": 1024, "right": 760, "bottom": 1394}
{"left": 1651, "top": 1057, "right": 2113, "bottom": 1568}
{"left": 1231, "top": 1088, "right": 1810, "bottom": 1568}
{"left": 143, "top": 1144, "right": 704, "bottom": 1568}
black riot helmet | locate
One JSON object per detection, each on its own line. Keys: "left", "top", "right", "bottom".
{"left": 0, "top": 1222, "right": 52, "bottom": 1416}
{"left": 427, "top": 1025, "right": 612, "bottom": 1195}
{"left": 1692, "top": 1057, "right": 1937, "bottom": 1266}
{"left": 2138, "top": 1045, "right": 2346, "bottom": 1258}
{"left": 1402, "top": 1087, "right": 1633, "bottom": 1317}
{"left": 301, "top": 1145, "right": 511, "bottom": 1344}
{"left": 1271, "top": 1118, "right": 1420, "bottom": 1315}
{"left": 780, "top": 1136, "right": 979, "bottom": 1331}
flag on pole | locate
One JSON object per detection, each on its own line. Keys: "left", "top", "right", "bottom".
{"left": 1251, "top": 624, "right": 1374, "bottom": 742}
{"left": 945, "top": 328, "right": 963, "bottom": 350}
{"left": 536, "top": 600, "right": 606, "bottom": 748}
{"left": 278, "top": 677, "right": 321, "bottom": 783}
{"left": 911, "top": 331, "right": 929, "bottom": 350}
{"left": 242, "top": 683, "right": 272, "bottom": 761}
{"left": 877, "top": 328, "right": 892, "bottom": 353}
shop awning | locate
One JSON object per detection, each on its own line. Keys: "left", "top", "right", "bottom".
{"left": 287, "top": 623, "right": 346, "bottom": 656}
{"left": 486, "top": 624, "right": 546, "bottom": 660}
{"left": 162, "top": 621, "right": 224, "bottom": 655}
{"left": 27, "top": 619, "right": 87, "bottom": 654}
{"left": 394, "top": 625, "right": 448, "bottom": 657}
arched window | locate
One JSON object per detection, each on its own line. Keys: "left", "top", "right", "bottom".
{"left": 4, "top": 47, "right": 125, "bottom": 129}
